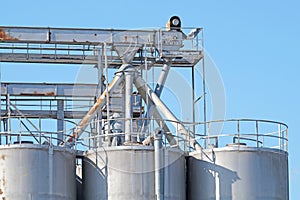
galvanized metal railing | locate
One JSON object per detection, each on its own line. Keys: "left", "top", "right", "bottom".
{"left": 0, "top": 116, "right": 76, "bottom": 146}
{"left": 76, "top": 118, "right": 288, "bottom": 153}
{"left": 194, "top": 119, "right": 288, "bottom": 152}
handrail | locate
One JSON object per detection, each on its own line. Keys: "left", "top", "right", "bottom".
{"left": 75, "top": 118, "right": 288, "bottom": 152}
{"left": 195, "top": 119, "right": 288, "bottom": 152}
{"left": 0, "top": 115, "right": 77, "bottom": 146}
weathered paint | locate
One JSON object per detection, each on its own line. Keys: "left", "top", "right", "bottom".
{"left": 188, "top": 146, "right": 289, "bottom": 200}
{"left": 0, "top": 144, "right": 76, "bottom": 200}
{"left": 0, "top": 29, "right": 18, "bottom": 41}
{"left": 82, "top": 146, "right": 186, "bottom": 200}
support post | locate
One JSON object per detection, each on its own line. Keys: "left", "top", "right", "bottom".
{"left": 57, "top": 99, "right": 64, "bottom": 145}
{"left": 7, "top": 94, "right": 11, "bottom": 144}
{"left": 96, "top": 47, "right": 103, "bottom": 147}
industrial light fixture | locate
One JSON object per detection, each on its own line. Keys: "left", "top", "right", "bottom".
{"left": 166, "top": 16, "right": 181, "bottom": 31}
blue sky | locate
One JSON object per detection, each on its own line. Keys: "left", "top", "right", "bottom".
{"left": 1, "top": 0, "right": 299, "bottom": 198}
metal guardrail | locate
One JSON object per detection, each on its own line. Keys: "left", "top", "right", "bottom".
{"left": 76, "top": 118, "right": 288, "bottom": 152}
{"left": 0, "top": 26, "right": 203, "bottom": 66}
{"left": 0, "top": 116, "right": 76, "bottom": 146}
{"left": 0, "top": 116, "right": 288, "bottom": 153}
{"left": 194, "top": 119, "right": 288, "bottom": 152}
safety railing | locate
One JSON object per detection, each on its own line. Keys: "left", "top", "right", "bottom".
{"left": 0, "top": 26, "right": 203, "bottom": 66}
{"left": 0, "top": 116, "right": 76, "bottom": 146}
{"left": 76, "top": 118, "right": 288, "bottom": 153}
{"left": 194, "top": 119, "right": 288, "bottom": 152}
{"left": 75, "top": 117, "right": 192, "bottom": 151}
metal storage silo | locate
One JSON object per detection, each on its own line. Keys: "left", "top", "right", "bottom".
{"left": 187, "top": 120, "right": 289, "bottom": 200}
{"left": 82, "top": 145, "right": 186, "bottom": 200}
{"left": 0, "top": 144, "right": 76, "bottom": 200}
{"left": 188, "top": 146, "right": 288, "bottom": 200}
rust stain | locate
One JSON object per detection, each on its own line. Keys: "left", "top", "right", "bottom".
{"left": 2, "top": 170, "right": 6, "bottom": 187}
{"left": 20, "top": 91, "right": 55, "bottom": 96}
{"left": 2, "top": 197, "right": 5, "bottom": 200}
{"left": 0, "top": 28, "right": 19, "bottom": 41}
{"left": 0, "top": 155, "right": 4, "bottom": 160}
{"left": 45, "top": 92, "right": 55, "bottom": 96}
{"left": 2, "top": 177, "right": 5, "bottom": 187}
{"left": 0, "top": 189, "right": 3, "bottom": 194}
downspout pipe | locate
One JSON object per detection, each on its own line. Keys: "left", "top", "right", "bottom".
{"left": 154, "top": 129, "right": 164, "bottom": 200}
{"left": 124, "top": 65, "right": 135, "bottom": 143}
{"left": 143, "top": 61, "right": 172, "bottom": 144}
{"left": 145, "top": 61, "right": 171, "bottom": 122}
{"left": 154, "top": 61, "right": 171, "bottom": 96}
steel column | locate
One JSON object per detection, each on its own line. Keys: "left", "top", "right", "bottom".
{"left": 57, "top": 99, "right": 64, "bottom": 145}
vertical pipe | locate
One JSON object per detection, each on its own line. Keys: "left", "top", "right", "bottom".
{"left": 154, "top": 130, "right": 164, "bottom": 200}
{"left": 124, "top": 66, "right": 135, "bottom": 143}
{"left": 48, "top": 146, "right": 54, "bottom": 199}
{"left": 237, "top": 120, "right": 240, "bottom": 144}
{"left": 164, "top": 146, "right": 168, "bottom": 196}
{"left": 39, "top": 117, "right": 42, "bottom": 144}
{"left": 7, "top": 94, "right": 11, "bottom": 144}
{"left": 286, "top": 128, "right": 288, "bottom": 152}
{"left": 0, "top": 66, "right": 1, "bottom": 145}
{"left": 215, "top": 171, "right": 220, "bottom": 200}
{"left": 201, "top": 31, "right": 207, "bottom": 137}
{"left": 256, "top": 121, "right": 259, "bottom": 148}
{"left": 104, "top": 43, "right": 111, "bottom": 146}
{"left": 278, "top": 123, "right": 282, "bottom": 150}
{"left": 96, "top": 47, "right": 103, "bottom": 147}
{"left": 57, "top": 99, "right": 64, "bottom": 145}
{"left": 192, "top": 66, "right": 196, "bottom": 139}
{"left": 18, "top": 117, "right": 21, "bottom": 143}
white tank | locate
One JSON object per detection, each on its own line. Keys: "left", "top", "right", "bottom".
{"left": 0, "top": 144, "right": 76, "bottom": 200}
{"left": 187, "top": 145, "right": 289, "bottom": 200}
{"left": 82, "top": 145, "right": 185, "bottom": 200}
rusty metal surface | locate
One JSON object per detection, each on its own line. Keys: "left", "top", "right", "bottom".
{"left": 0, "top": 27, "right": 48, "bottom": 42}
{"left": 0, "top": 26, "right": 203, "bottom": 66}
{"left": 0, "top": 26, "right": 156, "bottom": 44}
{"left": 1, "top": 82, "right": 97, "bottom": 97}
{"left": 0, "top": 28, "right": 19, "bottom": 41}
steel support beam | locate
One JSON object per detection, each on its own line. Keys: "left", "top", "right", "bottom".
{"left": 134, "top": 75, "right": 201, "bottom": 150}
{"left": 57, "top": 99, "right": 64, "bottom": 144}
{"left": 67, "top": 64, "right": 128, "bottom": 144}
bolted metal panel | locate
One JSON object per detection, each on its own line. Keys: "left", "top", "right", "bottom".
{"left": 82, "top": 146, "right": 186, "bottom": 200}
{"left": 187, "top": 146, "right": 289, "bottom": 200}
{"left": 0, "top": 144, "right": 76, "bottom": 200}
